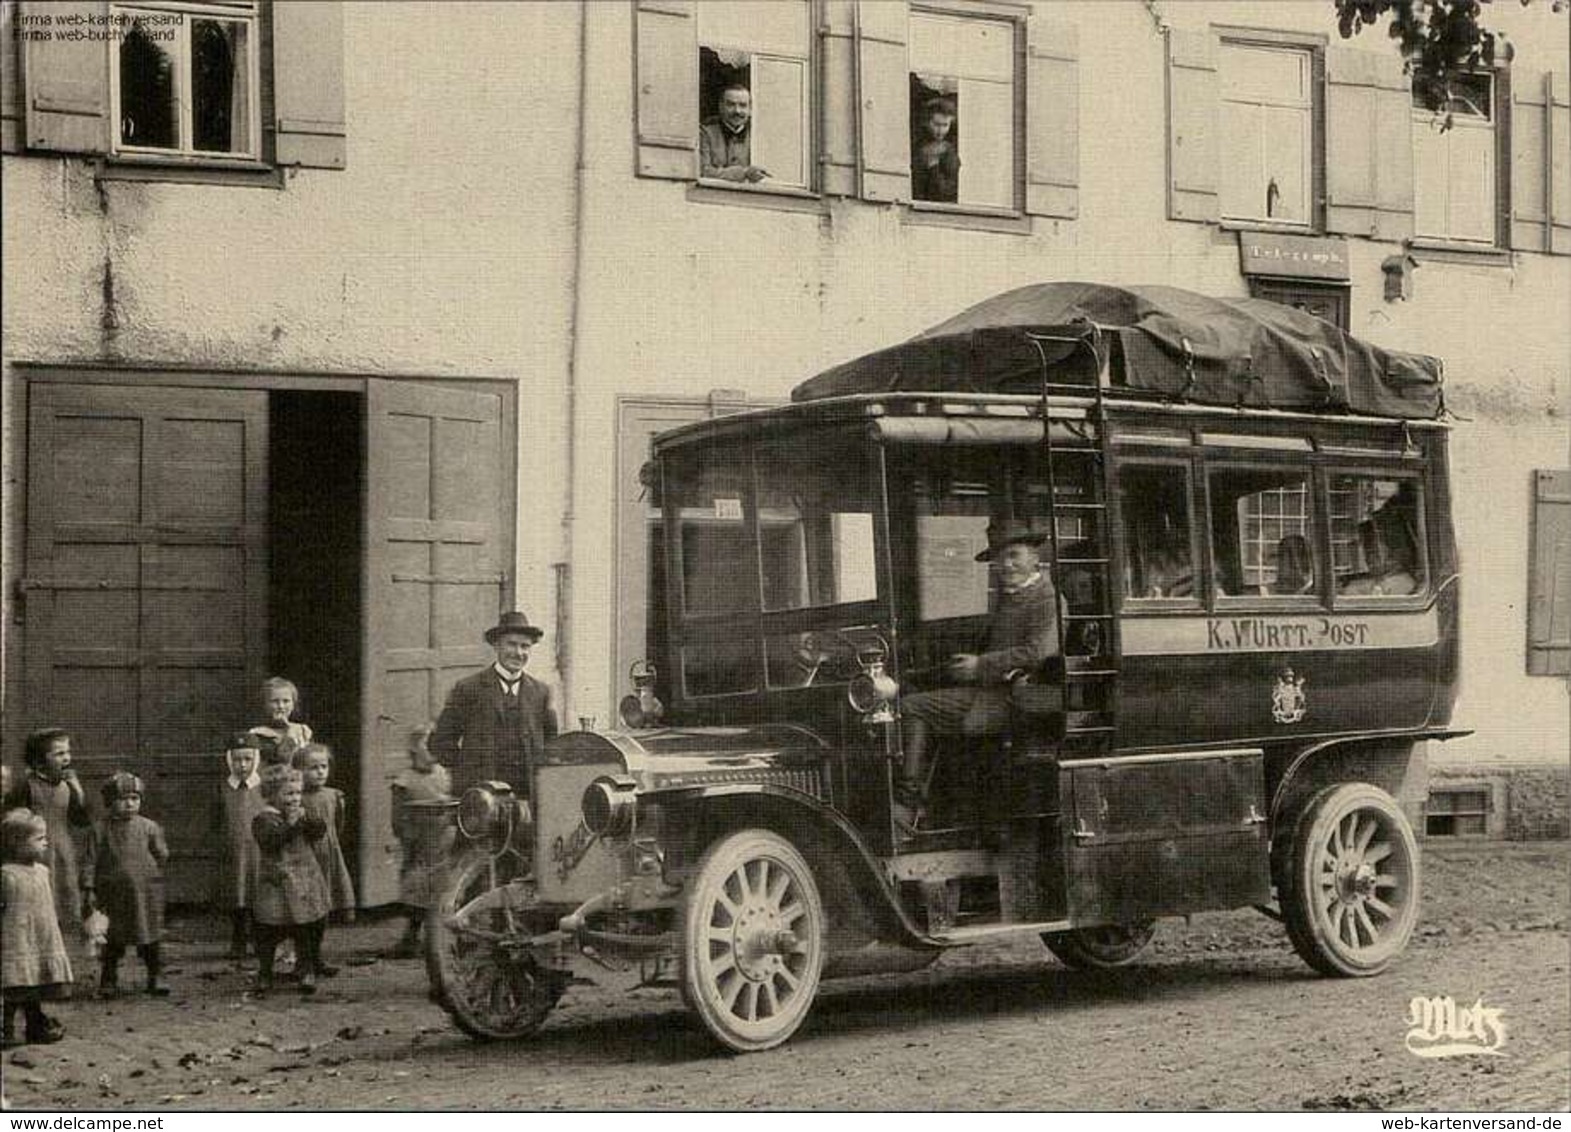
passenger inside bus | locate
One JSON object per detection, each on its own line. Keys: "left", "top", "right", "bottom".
{"left": 1270, "top": 534, "right": 1315, "bottom": 595}
{"left": 1340, "top": 519, "right": 1419, "bottom": 596}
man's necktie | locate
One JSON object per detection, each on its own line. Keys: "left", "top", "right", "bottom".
{"left": 500, "top": 678, "right": 520, "bottom": 698}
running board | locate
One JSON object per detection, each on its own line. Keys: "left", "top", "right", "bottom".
{"left": 928, "top": 918, "right": 1076, "bottom": 945}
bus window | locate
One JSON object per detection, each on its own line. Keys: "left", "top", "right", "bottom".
{"left": 1329, "top": 475, "right": 1425, "bottom": 598}
{"left": 1207, "top": 465, "right": 1318, "bottom": 599}
{"left": 901, "top": 451, "right": 997, "bottom": 622}
{"left": 1119, "top": 462, "right": 1197, "bottom": 602}
{"left": 756, "top": 436, "right": 878, "bottom": 612}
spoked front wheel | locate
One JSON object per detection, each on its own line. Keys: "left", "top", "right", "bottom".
{"left": 680, "top": 829, "right": 825, "bottom": 1052}
{"left": 426, "top": 849, "right": 564, "bottom": 1040}
{"left": 1282, "top": 783, "right": 1420, "bottom": 977}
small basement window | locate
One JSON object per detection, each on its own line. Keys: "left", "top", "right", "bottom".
{"left": 1426, "top": 787, "right": 1489, "bottom": 837}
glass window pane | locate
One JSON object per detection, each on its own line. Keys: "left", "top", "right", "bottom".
{"left": 699, "top": 0, "right": 808, "bottom": 58}
{"left": 1221, "top": 101, "right": 1264, "bottom": 219}
{"left": 755, "top": 435, "right": 876, "bottom": 612}
{"left": 1206, "top": 467, "right": 1315, "bottom": 597}
{"left": 669, "top": 447, "right": 754, "bottom": 617}
{"left": 1329, "top": 475, "right": 1426, "bottom": 598}
{"left": 957, "top": 76, "right": 1013, "bottom": 208}
{"left": 752, "top": 55, "right": 806, "bottom": 187}
{"left": 1261, "top": 105, "right": 1310, "bottom": 222}
{"left": 682, "top": 638, "right": 759, "bottom": 697}
{"left": 191, "top": 18, "right": 251, "bottom": 154}
{"left": 910, "top": 13, "right": 1012, "bottom": 82}
{"left": 1448, "top": 124, "right": 1495, "bottom": 242}
{"left": 1221, "top": 44, "right": 1307, "bottom": 104}
{"left": 120, "top": 16, "right": 179, "bottom": 149}
{"left": 1121, "top": 464, "right": 1196, "bottom": 601}
{"left": 1412, "top": 120, "right": 1448, "bottom": 237}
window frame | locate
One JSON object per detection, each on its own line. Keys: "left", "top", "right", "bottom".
{"left": 1410, "top": 66, "right": 1510, "bottom": 250}
{"left": 1204, "top": 458, "right": 1327, "bottom": 610}
{"left": 693, "top": 0, "right": 817, "bottom": 197}
{"left": 1426, "top": 785, "right": 1492, "bottom": 838}
{"left": 107, "top": 0, "right": 265, "bottom": 166}
{"left": 1323, "top": 465, "right": 1432, "bottom": 611}
{"left": 905, "top": 0, "right": 1028, "bottom": 219}
{"left": 1113, "top": 452, "right": 1205, "bottom": 614}
{"left": 1212, "top": 25, "right": 1326, "bottom": 236}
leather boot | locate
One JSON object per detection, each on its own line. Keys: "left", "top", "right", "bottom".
{"left": 144, "top": 944, "right": 171, "bottom": 997}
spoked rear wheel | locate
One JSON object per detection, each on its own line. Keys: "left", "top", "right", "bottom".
{"left": 427, "top": 849, "right": 564, "bottom": 1040}
{"left": 1042, "top": 920, "right": 1157, "bottom": 969}
{"left": 681, "top": 829, "right": 825, "bottom": 1052}
{"left": 1282, "top": 783, "right": 1420, "bottom": 977}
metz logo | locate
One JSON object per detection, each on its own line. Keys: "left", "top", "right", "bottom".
{"left": 1404, "top": 995, "right": 1507, "bottom": 1059}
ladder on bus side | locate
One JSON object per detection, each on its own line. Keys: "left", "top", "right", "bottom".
{"left": 1026, "top": 330, "right": 1120, "bottom": 755}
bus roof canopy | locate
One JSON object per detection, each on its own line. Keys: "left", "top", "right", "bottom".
{"left": 791, "top": 282, "right": 1444, "bottom": 420}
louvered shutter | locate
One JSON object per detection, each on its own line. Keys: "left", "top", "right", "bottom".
{"left": 856, "top": 0, "right": 908, "bottom": 202}
{"left": 1528, "top": 469, "right": 1571, "bottom": 677}
{"left": 2, "top": 2, "right": 21, "bottom": 153}
{"left": 273, "top": 0, "right": 346, "bottom": 169}
{"left": 1166, "top": 27, "right": 1218, "bottom": 223}
{"left": 634, "top": 0, "right": 698, "bottom": 180}
{"left": 819, "top": 0, "right": 858, "bottom": 196}
{"left": 22, "top": 0, "right": 110, "bottom": 154}
{"left": 1025, "top": 12, "right": 1077, "bottom": 219}
{"left": 1325, "top": 45, "right": 1413, "bottom": 240}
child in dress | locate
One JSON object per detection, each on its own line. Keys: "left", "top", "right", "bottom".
{"left": 2, "top": 809, "right": 73, "bottom": 1047}
{"left": 4, "top": 729, "right": 91, "bottom": 948}
{"left": 294, "top": 744, "right": 355, "bottom": 975}
{"left": 82, "top": 773, "right": 171, "bottom": 997}
{"left": 388, "top": 723, "right": 453, "bottom": 958}
{"left": 247, "top": 677, "right": 314, "bottom": 767}
{"left": 217, "top": 735, "right": 264, "bottom": 960}
{"left": 251, "top": 765, "right": 329, "bottom": 995}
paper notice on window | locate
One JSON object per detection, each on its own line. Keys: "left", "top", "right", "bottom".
{"left": 714, "top": 497, "right": 743, "bottom": 521}
{"left": 916, "top": 515, "right": 991, "bottom": 622}
{"left": 752, "top": 55, "right": 806, "bottom": 187}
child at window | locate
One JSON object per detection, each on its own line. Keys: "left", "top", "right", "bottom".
{"left": 388, "top": 723, "right": 452, "bottom": 959}
{"left": 294, "top": 745, "right": 355, "bottom": 976}
{"left": 82, "top": 773, "right": 171, "bottom": 997}
{"left": 247, "top": 677, "right": 314, "bottom": 767}
{"left": 217, "top": 734, "right": 264, "bottom": 960}
{"left": 912, "top": 95, "right": 960, "bottom": 204}
{"left": 251, "top": 764, "right": 329, "bottom": 996}
{"left": 2, "top": 809, "right": 73, "bottom": 1047}
{"left": 5, "top": 729, "right": 91, "bottom": 950}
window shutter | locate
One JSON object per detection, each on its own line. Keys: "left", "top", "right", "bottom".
{"left": 21, "top": 0, "right": 109, "bottom": 154}
{"left": 2, "top": 2, "right": 21, "bottom": 153}
{"left": 1553, "top": 72, "right": 1571, "bottom": 255}
{"left": 635, "top": 0, "right": 697, "bottom": 180}
{"left": 819, "top": 0, "right": 857, "bottom": 196}
{"left": 1528, "top": 469, "right": 1571, "bottom": 677}
{"left": 1025, "top": 13, "right": 1077, "bottom": 219}
{"left": 1166, "top": 27, "right": 1218, "bottom": 223}
{"left": 1325, "top": 46, "right": 1413, "bottom": 240}
{"left": 273, "top": 0, "right": 346, "bottom": 169}
{"left": 855, "top": 0, "right": 908, "bottom": 202}
{"left": 1511, "top": 70, "right": 1553, "bottom": 252}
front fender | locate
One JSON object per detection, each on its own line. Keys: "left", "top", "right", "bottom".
{"left": 654, "top": 783, "right": 939, "bottom": 962}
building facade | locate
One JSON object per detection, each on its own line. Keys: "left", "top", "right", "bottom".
{"left": 3, "top": 0, "right": 1567, "bottom": 903}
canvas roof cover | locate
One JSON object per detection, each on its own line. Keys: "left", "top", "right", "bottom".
{"left": 791, "top": 282, "right": 1445, "bottom": 419}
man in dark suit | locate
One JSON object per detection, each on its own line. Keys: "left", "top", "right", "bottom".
{"left": 431, "top": 611, "right": 559, "bottom": 798}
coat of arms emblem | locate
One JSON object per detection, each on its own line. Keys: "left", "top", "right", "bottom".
{"left": 1272, "top": 667, "right": 1307, "bottom": 724}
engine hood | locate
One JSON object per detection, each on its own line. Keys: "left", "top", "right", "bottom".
{"left": 541, "top": 725, "right": 828, "bottom": 791}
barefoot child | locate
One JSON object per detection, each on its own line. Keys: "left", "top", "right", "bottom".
{"left": 252, "top": 765, "right": 329, "bottom": 995}
{"left": 294, "top": 745, "right": 355, "bottom": 975}
{"left": 217, "top": 735, "right": 264, "bottom": 959}
{"left": 82, "top": 773, "right": 171, "bottom": 997}
{"left": 2, "top": 809, "right": 73, "bottom": 1047}
{"left": 388, "top": 723, "right": 452, "bottom": 958}
{"left": 4, "top": 730, "right": 91, "bottom": 948}
{"left": 247, "top": 677, "right": 314, "bottom": 768}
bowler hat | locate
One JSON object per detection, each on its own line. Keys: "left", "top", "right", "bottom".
{"left": 484, "top": 610, "right": 544, "bottom": 644}
{"left": 975, "top": 519, "right": 1050, "bottom": 562}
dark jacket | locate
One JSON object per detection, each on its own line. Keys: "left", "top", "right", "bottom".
{"left": 431, "top": 668, "right": 558, "bottom": 797}
{"left": 974, "top": 572, "right": 1061, "bottom": 683}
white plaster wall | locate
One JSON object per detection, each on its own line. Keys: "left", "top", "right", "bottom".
{"left": 567, "top": 0, "right": 1570, "bottom": 767}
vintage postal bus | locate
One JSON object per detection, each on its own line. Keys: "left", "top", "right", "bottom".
{"left": 426, "top": 283, "right": 1464, "bottom": 1052}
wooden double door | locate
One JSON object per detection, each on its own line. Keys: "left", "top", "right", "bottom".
{"left": 20, "top": 378, "right": 514, "bottom": 904}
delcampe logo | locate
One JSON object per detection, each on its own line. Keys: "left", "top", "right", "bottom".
{"left": 1404, "top": 994, "right": 1507, "bottom": 1058}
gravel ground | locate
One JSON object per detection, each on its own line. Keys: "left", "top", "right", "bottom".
{"left": 2, "top": 839, "right": 1566, "bottom": 1112}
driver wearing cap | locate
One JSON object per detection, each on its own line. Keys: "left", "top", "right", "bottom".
{"left": 896, "top": 520, "right": 1060, "bottom": 827}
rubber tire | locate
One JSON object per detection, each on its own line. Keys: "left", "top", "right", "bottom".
{"left": 1282, "top": 783, "right": 1420, "bottom": 978}
{"left": 427, "top": 849, "right": 563, "bottom": 1041}
{"left": 1042, "top": 920, "right": 1157, "bottom": 969}
{"left": 680, "top": 829, "right": 826, "bottom": 1053}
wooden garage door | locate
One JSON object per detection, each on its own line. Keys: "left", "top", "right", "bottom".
{"left": 23, "top": 384, "right": 267, "bottom": 902}
{"left": 360, "top": 381, "right": 509, "bottom": 904}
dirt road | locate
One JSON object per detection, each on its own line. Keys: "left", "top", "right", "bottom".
{"left": 4, "top": 841, "right": 1566, "bottom": 1111}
